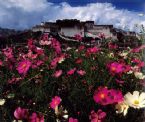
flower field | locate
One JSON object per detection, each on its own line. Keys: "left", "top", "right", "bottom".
{"left": 0, "top": 33, "right": 145, "bottom": 122}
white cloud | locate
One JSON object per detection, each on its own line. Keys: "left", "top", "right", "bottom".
{"left": 0, "top": 0, "right": 144, "bottom": 31}
{"left": 0, "top": 0, "right": 47, "bottom": 11}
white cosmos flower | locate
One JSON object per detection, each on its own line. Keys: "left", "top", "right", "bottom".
{"left": 13, "top": 120, "right": 22, "bottom": 122}
{"left": 119, "top": 51, "right": 128, "bottom": 59}
{"left": 134, "top": 72, "right": 145, "bottom": 79}
{"left": 115, "top": 102, "right": 129, "bottom": 116}
{"left": 108, "top": 53, "right": 114, "bottom": 58}
{"left": 58, "top": 57, "right": 65, "bottom": 64}
{"left": 124, "top": 91, "right": 145, "bottom": 109}
{"left": 0, "top": 99, "right": 5, "bottom": 106}
{"left": 127, "top": 70, "right": 133, "bottom": 74}
{"left": 66, "top": 47, "right": 72, "bottom": 51}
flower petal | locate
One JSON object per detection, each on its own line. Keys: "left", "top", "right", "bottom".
{"left": 139, "top": 92, "right": 145, "bottom": 102}
{"left": 133, "top": 91, "right": 140, "bottom": 100}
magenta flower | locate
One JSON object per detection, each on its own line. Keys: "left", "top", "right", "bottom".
{"left": 27, "top": 50, "right": 38, "bottom": 59}
{"left": 78, "top": 45, "right": 85, "bottom": 51}
{"left": 29, "top": 112, "right": 44, "bottom": 122}
{"left": 0, "top": 60, "right": 2, "bottom": 66}
{"left": 8, "top": 77, "right": 22, "bottom": 84}
{"left": 108, "top": 89, "right": 124, "bottom": 104}
{"left": 108, "top": 42, "right": 118, "bottom": 49}
{"left": 50, "top": 55, "right": 65, "bottom": 68}
{"left": 17, "top": 60, "right": 31, "bottom": 75}
{"left": 87, "top": 46, "right": 100, "bottom": 54}
{"left": 75, "top": 58, "right": 83, "bottom": 64}
{"left": 32, "top": 60, "right": 44, "bottom": 69}
{"left": 53, "top": 70, "right": 62, "bottom": 78}
{"left": 124, "top": 65, "right": 131, "bottom": 72}
{"left": 131, "top": 44, "right": 145, "bottom": 53}
{"left": 132, "top": 58, "right": 144, "bottom": 68}
{"left": 3, "top": 47, "right": 14, "bottom": 59}
{"left": 89, "top": 110, "right": 106, "bottom": 122}
{"left": 27, "top": 39, "right": 36, "bottom": 50}
{"left": 93, "top": 87, "right": 123, "bottom": 105}
{"left": 74, "top": 34, "right": 82, "bottom": 41}
{"left": 98, "top": 33, "right": 105, "bottom": 39}
{"left": 51, "top": 58, "right": 59, "bottom": 68}
{"left": 69, "top": 117, "right": 78, "bottom": 122}
{"left": 67, "top": 68, "right": 76, "bottom": 75}
{"left": 51, "top": 38, "right": 61, "bottom": 54}
{"left": 107, "top": 62, "right": 125, "bottom": 75}
{"left": 14, "top": 107, "right": 29, "bottom": 120}
{"left": 36, "top": 60, "right": 43, "bottom": 66}
{"left": 93, "top": 87, "right": 109, "bottom": 105}
{"left": 35, "top": 47, "right": 44, "bottom": 55}
{"left": 50, "top": 96, "right": 61, "bottom": 109}
{"left": 77, "top": 70, "right": 86, "bottom": 76}
{"left": 42, "top": 33, "right": 49, "bottom": 41}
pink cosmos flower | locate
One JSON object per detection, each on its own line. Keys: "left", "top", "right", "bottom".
{"left": 32, "top": 60, "right": 44, "bottom": 69}
{"left": 8, "top": 77, "right": 22, "bottom": 84}
{"left": 75, "top": 58, "right": 83, "bottom": 64}
{"left": 42, "top": 33, "right": 49, "bottom": 41}
{"left": 14, "top": 107, "right": 29, "bottom": 120}
{"left": 74, "top": 34, "right": 82, "bottom": 41}
{"left": 107, "top": 62, "right": 125, "bottom": 75}
{"left": 29, "top": 113, "right": 44, "bottom": 122}
{"left": 3, "top": 47, "right": 13, "bottom": 59}
{"left": 87, "top": 46, "right": 100, "bottom": 54}
{"left": 69, "top": 117, "right": 78, "bottom": 122}
{"left": 51, "top": 38, "right": 61, "bottom": 54}
{"left": 51, "top": 58, "right": 59, "bottom": 68}
{"left": 78, "top": 45, "right": 85, "bottom": 51}
{"left": 27, "top": 50, "right": 38, "bottom": 59}
{"left": 27, "top": 39, "right": 36, "bottom": 51}
{"left": 40, "top": 40, "right": 51, "bottom": 46}
{"left": 67, "top": 68, "right": 76, "bottom": 75}
{"left": 35, "top": 47, "right": 44, "bottom": 55}
{"left": 108, "top": 42, "right": 118, "bottom": 49}
{"left": 132, "top": 58, "right": 144, "bottom": 68}
{"left": 36, "top": 60, "right": 44, "bottom": 66}
{"left": 0, "top": 60, "right": 2, "bottom": 66}
{"left": 93, "top": 87, "right": 123, "bottom": 105}
{"left": 89, "top": 110, "right": 106, "bottom": 122}
{"left": 50, "top": 96, "right": 61, "bottom": 109}
{"left": 108, "top": 89, "right": 123, "bottom": 104}
{"left": 124, "top": 65, "right": 131, "bottom": 72}
{"left": 131, "top": 44, "right": 145, "bottom": 53}
{"left": 93, "top": 87, "right": 109, "bottom": 105}
{"left": 77, "top": 70, "right": 86, "bottom": 76}
{"left": 17, "top": 60, "right": 31, "bottom": 75}
{"left": 50, "top": 55, "right": 65, "bottom": 68}
{"left": 53, "top": 70, "right": 62, "bottom": 78}
{"left": 98, "top": 33, "right": 105, "bottom": 39}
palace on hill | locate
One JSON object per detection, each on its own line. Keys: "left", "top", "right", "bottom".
{"left": 32, "top": 19, "right": 137, "bottom": 40}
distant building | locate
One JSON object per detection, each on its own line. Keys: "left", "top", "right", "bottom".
{"left": 32, "top": 19, "right": 120, "bottom": 39}
{"left": 32, "top": 19, "right": 140, "bottom": 49}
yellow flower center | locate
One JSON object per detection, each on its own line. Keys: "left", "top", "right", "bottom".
{"left": 134, "top": 100, "right": 139, "bottom": 105}
{"left": 22, "top": 64, "right": 27, "bottom": 68}
{"left": 100, "top": 93, "right": 105, "bottom": 99}
{"left": 111, "top": 67, "right": 116, "bottom": 71}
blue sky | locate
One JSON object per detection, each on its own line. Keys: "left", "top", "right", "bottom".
{"left": 0, "top": 0, "right": 145, "bottom": 31}
{"left": 48, "top": 0, "right": 145, "bottom": 11}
